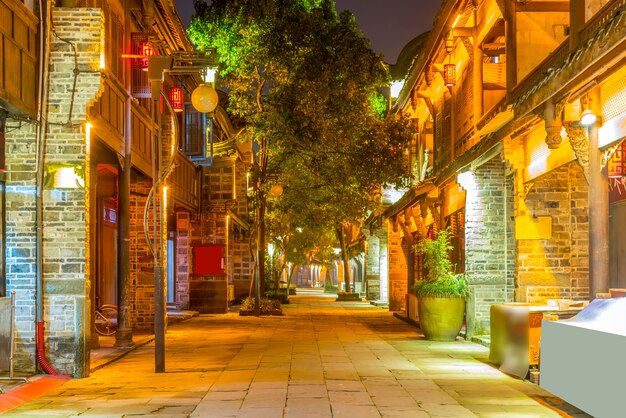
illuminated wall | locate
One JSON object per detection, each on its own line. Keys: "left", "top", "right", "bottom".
{"left": 516, "top": 162, "right": 590, "bottom": 302}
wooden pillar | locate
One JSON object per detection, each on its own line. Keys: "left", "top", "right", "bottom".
{"left": 504, "top": 0, "right": 517, "bottom": 95}
{"left": 588, "top": 87, "right": 609, "bottom": 298}
{"left": 473, "top": 18, "right": 483, "bottom": 124}
{"left": 569, "top": 0, "right": 585, "bottom": 52}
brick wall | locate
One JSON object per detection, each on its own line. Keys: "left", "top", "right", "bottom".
{"left": 464, "top": 156, "right": 514, "bottom": 337}
{"left": 129, "top": 174, "right": 159, "bottom": 331}
{"left": 387, "top": 222, "right": 408, "bottom": 311}
{"left": 5, "top": 9, "right": 103, "bottom": 376}
{"left": 175, "top": 210, "right": 191, "bottom": 309}
{"left": 516, "top": 162, "right": 589, "bottom": 302}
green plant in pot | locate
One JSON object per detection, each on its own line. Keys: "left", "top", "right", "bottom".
{"left": 413, "top": 228, "right": 469, "bottom": 341}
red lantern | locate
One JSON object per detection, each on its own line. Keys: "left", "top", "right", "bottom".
{"left": 170, "top": 87, "right": 184, "bottom": 112}
{"left": 443, "top": 63, "right": 456, "bottom": 87}
{"left": 140, "top": 41, "right": 155, "bottom": 70}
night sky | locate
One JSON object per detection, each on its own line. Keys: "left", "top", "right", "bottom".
{"left": 173, "top": 0, "right": 440, "bottom": 64}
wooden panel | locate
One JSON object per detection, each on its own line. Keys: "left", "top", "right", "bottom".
{"left": 4, "top": 39, "right": 21, "bottom": 101}
{"left": 13, "top": 15, "right": 28, "bottom": 50}
{"left": 0, "top": 34, "right": 3, "bottom": 92}
{"left": 21, "top": 53, "right": 36, "bottom": 110}
{"left": 0, "top": 2, "right": 11, "bottom": 37}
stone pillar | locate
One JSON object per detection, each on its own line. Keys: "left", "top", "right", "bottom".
{"left": 387, "top": 219, "right": 408, "bottom": 311}
{"left": 588, "top": 88, "right": 609, "bottom": 298}
{"left": 4, "top": 8, "right": 103, "bottom": 376}
{"left": 175, "top": 211, "right": 191, "bottom": 309}
{"left": 378, "top": 227, "right": 389, "bottom": 304}
{"left": 364, "top": 230, "right": 380, "bottom": 301}
{"left": 463, "top": 157, "right": 511, "bottom": 337}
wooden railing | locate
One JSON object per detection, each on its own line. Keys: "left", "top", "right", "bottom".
{"left": 0, "top": 0, "right": 38, "bottom": 117}
{"left": 130, "top": 103, "right": 154, "bottom": 176}
{"left": 579, "top": 0, "right": 625, "bottom": 43}
{"left": 168, "top": 151, "right": 200, "bottom": 210}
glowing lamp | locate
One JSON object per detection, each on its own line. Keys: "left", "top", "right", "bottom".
{"left": 580, "top": 109, "right": 597, "bottom": 126}
{"left": 191, "top": 84, "right": 219, "bottom": 113}
{"left": 443, "top": 64, "right": 456, "bottom": 87}
{"left": 169, "top": 87, "right": 184, "bottom": 112}
{"left": 140, "top": 41, "right": 156, "bottom": 70}
{"left": 270, "top": 183, "right": 283, "bottom": 197}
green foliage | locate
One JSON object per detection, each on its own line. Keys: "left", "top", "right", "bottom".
{"left": 190, "top": 0, "right": 414, "bottom": 262}
{"left": 240, "top": 296, "right": 281, "bottom": 312}
{"left": 369, "top": 92, "right": 387, "bottom": 120}
{"left": 413, "top": 229, "right": 469, "bottom": 298}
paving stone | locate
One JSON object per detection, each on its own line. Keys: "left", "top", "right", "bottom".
{"left": 3, "top": 290, "right": 584, "bottom": 417}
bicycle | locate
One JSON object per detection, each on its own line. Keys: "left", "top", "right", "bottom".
{"left": 94, "top": 304, "right": 118, "bottom": 336}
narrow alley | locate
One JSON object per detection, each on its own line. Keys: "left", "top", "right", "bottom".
{"left": 2, "top": 290, "right": 587, "bottom": 418}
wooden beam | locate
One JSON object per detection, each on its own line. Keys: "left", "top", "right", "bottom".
{"left": 516, "top": 1, "right": 569, "bottom": 12}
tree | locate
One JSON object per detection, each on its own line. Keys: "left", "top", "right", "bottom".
{"left": 190, "top": 0, "right": 413, "bottom": 295}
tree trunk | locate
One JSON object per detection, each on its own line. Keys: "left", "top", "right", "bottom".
{"left": 336, "top": 224, "right": 351, "bottom": 292}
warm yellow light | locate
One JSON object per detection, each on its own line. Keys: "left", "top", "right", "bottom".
{"left": 204, "top": 68, "right": 217, "bottom": 84}
{"left": 452, "top": 14, "right": 461, "bottom": 28}
{"left": 270, "top": 183, "right": 283, "bottom": 197}
{"left": 86, "top": 122, "right": 92, "bottom": 153}
{"left": 580, "top": 109, "right": 598, "bottom": 126}
{"left": 163, "top": 186, "right": 168, "bottom": 210}
{"left": 191, "top": 84, "right": 219, "bottom": 113}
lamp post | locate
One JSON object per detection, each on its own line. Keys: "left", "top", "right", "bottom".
{"left": 144, "top": 53, "right": 218, "bottom": 373}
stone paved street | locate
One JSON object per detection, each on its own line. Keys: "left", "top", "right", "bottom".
{"left": 2, "top": 290, "right": 588, "bottom": 417}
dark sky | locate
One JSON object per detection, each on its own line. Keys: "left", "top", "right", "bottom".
{"left": 173, "top": 0, "right": 440, "bottom": 64}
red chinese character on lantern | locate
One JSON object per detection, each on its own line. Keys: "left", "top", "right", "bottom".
{"left": 140, "top": 41, "right": 155, "bottom": 70}
{"left": 170, "top": 87, "right": 184, "bottom": 112}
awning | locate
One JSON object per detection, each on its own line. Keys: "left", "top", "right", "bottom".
{"left": 382, "top": 180, "right": 436, "bottom": 219}
{"left": 475, "top": 105, "right": 514, "bottom": 138}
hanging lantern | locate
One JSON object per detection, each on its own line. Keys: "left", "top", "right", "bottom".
{"left": 140, "top": 41, "right": 155, "bottom": 70}
{"left": 191, "top": 84, "right": 219, "bottom": 113}
{"left": 443, "top": 63, "right": 456, "bottom": 87}
{"left": 270, "top": 183, "right": 283, "bottom": 197}
{"left": 170, "top": 87, "right": 184, "bottom": 112}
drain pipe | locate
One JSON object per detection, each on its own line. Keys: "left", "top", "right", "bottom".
{"left": 34, "top": 0, "right": 61, "bottom": 376}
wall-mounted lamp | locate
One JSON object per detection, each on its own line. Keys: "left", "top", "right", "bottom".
{"left": 44, "top": 164, "right": 84, "bottom": 189}
{"left": 580, "top": 96, "right": 598, "bottom": 126}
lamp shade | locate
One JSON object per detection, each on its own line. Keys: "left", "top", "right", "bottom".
{"left": 169, "top": 87, "right": 184, "bottom": 112}
{"left": 443, "top": 63, "right": 456, "bottom": 87}
{"left": 580, "top": 109, "right": 597, "bottom": 126}
{"left": 191, "top": 84, "right": 219, "bottom": 113}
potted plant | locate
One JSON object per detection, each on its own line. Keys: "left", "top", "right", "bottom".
{"left": 413, "top": 228, "right": 469, "bottom": 341}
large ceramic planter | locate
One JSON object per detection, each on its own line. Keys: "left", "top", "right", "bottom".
{"left": 417, "top": 296, "right": 465, "bottom": 341}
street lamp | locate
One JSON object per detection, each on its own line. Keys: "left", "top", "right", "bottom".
{"left": 191, "top": 84, "right": 219, "bottom": 113}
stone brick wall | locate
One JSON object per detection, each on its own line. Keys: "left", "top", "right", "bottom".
{"left": 175, "top": 210, "right": 191, "bottom": 309}
{"left": 363, "top": 230, "right": 381, "bottom": 301}
{"left": 129, "top": 173, "right": 159, "bottom": 331}
{"left": 464, "top": 156, "right": 513, "bottom": 337}
{"left": 5, "top": 9, "right": 103, "bottom": 376}
{"left": 387, "top": 222, "right": 408, "bottom": 311}
{"left": 516, "top": 162, "right": 589, "bottom": 302}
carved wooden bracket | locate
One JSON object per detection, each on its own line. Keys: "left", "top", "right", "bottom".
{"left": 602, "top": 143, "right": 620, "bottom": 171}
{"left": 523, "top": 181, "right": 535, "bottom": 200}
{"left": 564, "top": 121, "right": 589, "bottom": 182}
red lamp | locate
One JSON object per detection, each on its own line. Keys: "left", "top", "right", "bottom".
{"left": 443, "top": 63, "right": 456, "bottom": 87}
{"left": 170, "top": 87, "right": 184, "bottom": 112}
{"left": 140, "top": 41, "right": 155, "bottom": 70}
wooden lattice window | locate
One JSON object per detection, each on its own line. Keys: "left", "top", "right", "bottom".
{"left": 445, "top": 210, "right": 465, "bottom": 274}
{"left": 183, "top": 103, "right": 206, "bottom": 159}
{"left": 131, "top": 33, "right": 151, "bottom": 98}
